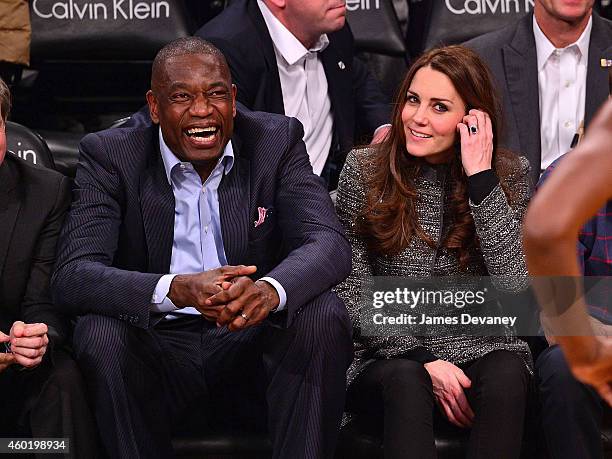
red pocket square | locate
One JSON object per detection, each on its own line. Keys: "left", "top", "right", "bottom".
{"left": 253, "top": 207, "right": 268, "bottom": 228}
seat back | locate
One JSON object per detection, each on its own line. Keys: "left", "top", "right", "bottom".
{"left": 409, "top": 0, "right": 533, "bottom": 56}
{"left": 346, "top": 0, "right": 407, "bottom": 56}
{"left": 13, "top": 0, "right": 192, "bottom": 131}
{"left": 29, "top": 0, "right": 192, "bottom": 62}
{"left": 345, "top": 1, "right": 409, "bottom": 100}
{"left": 6, "top": 121, "right": 56, "bottom": 170}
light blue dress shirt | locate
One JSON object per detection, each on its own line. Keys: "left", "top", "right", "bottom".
{"left": 151, "top": 128, "right": 286, "bottom": 316}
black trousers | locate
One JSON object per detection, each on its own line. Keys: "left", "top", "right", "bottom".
{"left": 536, "top": 345, "right": 604, "bottom": 459}
{"left": 73, "top": 290, "right": 353, "bottom": 459}
{"left": 0, "top": 348, "right": 101, "bottom": 459}
{"left": 347, "top": 350, "right": 530, "bottom": 459}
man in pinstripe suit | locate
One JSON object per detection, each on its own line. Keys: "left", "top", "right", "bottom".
{"left": 51, "top": 37, "right": 353, "bottom": 459}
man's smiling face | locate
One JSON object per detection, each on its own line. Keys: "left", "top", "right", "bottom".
{"left": 147, "top": 52, "right": 236, "bottom": 178}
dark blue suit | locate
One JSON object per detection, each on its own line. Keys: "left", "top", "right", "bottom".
{"left": 52, "top": 106, "right": 353, "bottom": 458}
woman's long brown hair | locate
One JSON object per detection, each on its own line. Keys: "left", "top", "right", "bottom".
{"left": 358, "top": 45, "right": 520, "bottom": 269}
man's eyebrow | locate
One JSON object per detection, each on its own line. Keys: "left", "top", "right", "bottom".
{"left": 167, "top": 82, "right": 190, "bottom": 92}
{"left": 407, "top": 90, "right": 454, "bottom": 104}
{"left": 207, "top": 81, "right": 230, "bottom": 90}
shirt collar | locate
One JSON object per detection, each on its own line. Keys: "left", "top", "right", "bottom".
{"left": 533, "top": 14, "right": 592, "bottom": 71}
{"left": 257, "top": 0, "right": 329, "bottom": 66}
{"left": 158, "top": 126, "right": 234, "bottom": 185}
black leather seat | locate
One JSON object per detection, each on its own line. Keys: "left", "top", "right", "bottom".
{"left": 346, "top": 0, "right": 409, "bottom": 99}
{"left": 408, "top": 0, "right": 533, "bottom": 57}
{"left": 5, "top": 121, "right": 56, "bottom": 170}
{"left": 13, "top": 0, "right": 193, "bottom": 132}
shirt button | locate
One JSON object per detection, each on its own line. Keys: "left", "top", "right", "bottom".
{"left": 564, "top": 121, "right": 572, "bottom": 128}
{"left": 565, "top": 80, "right": 572, "bottom": 88}
{"left": 180, "top": 164, "right": 186, "bottom": 169}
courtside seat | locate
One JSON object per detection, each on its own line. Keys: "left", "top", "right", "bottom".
{"left": 407, "top": 0, "right": 532, "bottom": 57}
{"left": 5, "top": 121, "right": 55, "bottom": 170}
{"left": 346, "top": 0, "right": 409, "bottom": 99}
{"left": 12, "top": 0, "right": 193, "bottom": 132}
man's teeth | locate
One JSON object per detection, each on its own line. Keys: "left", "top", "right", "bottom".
{"left": 186, "top": 127, "right": 218, "bottom": 137}
{"left": 410, "top": 129, "right": 431, "bottom": 138}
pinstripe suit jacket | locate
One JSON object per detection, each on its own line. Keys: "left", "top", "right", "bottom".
{"left": 51, "top": 106, "right": 351, "bottom": 330}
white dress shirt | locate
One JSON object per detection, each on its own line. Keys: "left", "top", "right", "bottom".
{"left": 533, "top": 15, "right": 591, "bottom": 171}
{"left": 257, "top": 0, "right": 334, "bottom": 175}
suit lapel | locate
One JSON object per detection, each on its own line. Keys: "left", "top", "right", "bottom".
{"left": 247, "top": 0, "right": 285, "bottom": 114}
{"left": 503, "top": 14, "right": 541, "bottom": 185}
{"left": 0, "top": 159, "right": 21, "bottom": 282}
{"left": 585, "top": 14, "right": 612, "bottom": 128}
{"left": 219, "top": 130, "right": 250, "bottom": 265}
{"left": 321, "top": 41, "right": 351, "bottom": 154}
{"left": 139, "top": 131, "right": 174, "bottom": 274}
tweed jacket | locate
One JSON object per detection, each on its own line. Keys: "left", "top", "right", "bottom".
{"left": 335, "top": 147, "right": 533, "bottom": 383}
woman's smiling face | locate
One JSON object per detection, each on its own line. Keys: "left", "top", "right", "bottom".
{"left": 401, "top": 65, "right": 467, "bottom": 164}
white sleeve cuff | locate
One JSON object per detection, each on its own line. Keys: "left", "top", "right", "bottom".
{"left": 259, "top": 276, "right": 287, "bottom": 312}
{"left": 151, "top": 274, "right": 179, "bottom": 313}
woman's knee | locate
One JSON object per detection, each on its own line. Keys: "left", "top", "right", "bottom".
{"left": 473, "top": 350, "right": 529, "bottom": 401}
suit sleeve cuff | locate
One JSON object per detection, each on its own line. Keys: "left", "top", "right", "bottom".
{"left": 259, "top": 276, "right": 287, "bottom": 312}
{"left": 151, "top": 274, "right": 179, "bottom": 313}
{"left": 467, "top": 169, "right": 499, "bottom": 205}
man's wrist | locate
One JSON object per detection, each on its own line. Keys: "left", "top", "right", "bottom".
{"left": 255, "top": 280, "right": 280, "bottom": 312}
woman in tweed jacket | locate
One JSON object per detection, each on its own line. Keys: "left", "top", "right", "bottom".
{"left": 335, "top": 46, "right": 532, "bottom": 459}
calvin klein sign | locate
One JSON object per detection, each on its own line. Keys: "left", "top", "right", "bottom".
{"left": 31, "top": 0, "right": 170, "bottom": 20}
{"left": 445, "top": 0, "right": 534, "bottom": 15}
{"left": 346, "top": 0, "right": 380, "bottom": 11}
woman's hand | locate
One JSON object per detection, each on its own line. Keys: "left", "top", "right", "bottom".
{"left": 457, "top": 109, "right": 493, "bottom": 176}
{"left": 424, "top": 359, "right": 475, "bottom": 428}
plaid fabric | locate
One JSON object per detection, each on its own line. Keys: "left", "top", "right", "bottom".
{"left": 538, "top": 156, "right": 611, "bottom": 324}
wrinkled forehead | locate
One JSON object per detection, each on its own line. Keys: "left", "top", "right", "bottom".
{"left": 154, "top": 52, "right": 231, "bottom": 89}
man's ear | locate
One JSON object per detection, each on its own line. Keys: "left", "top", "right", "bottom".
{"left": 231, "top": 84, "right": 237, "bottom": 117}
{"left": 146, "top": 90, "right": 160, "bottom": 124}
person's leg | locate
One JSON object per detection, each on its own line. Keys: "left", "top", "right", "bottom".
{"left": 463, "top": 350, "right": 530, "bottom": 459}
{"left": 263, "top": 291, "right": 353, "bottom": 459}
{"left": 27, "top": 349, "right": 101, "bottom": 459}
{"left": 347, "top": 359, "right": 437, "bottom": 459}
{"left": 536, "top": 344, "right": 603, "bottom": 459}
{"left": 0, "top": 365, "right": 28, "bottom": 436}
{"left": 72, "top": 315, "right": 206, "bottom": 459}
{"left": 199, "top": 291, "right": 352, "bottom": 459}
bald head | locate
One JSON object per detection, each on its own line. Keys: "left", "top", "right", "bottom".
{"left": 151, "top": 37, "right": 231, "bottom": 91}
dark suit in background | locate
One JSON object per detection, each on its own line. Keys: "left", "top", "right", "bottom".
{"left": 0, "top": 153, "right": 98, "bottom": 457}
{"left": 195, "top": 0, "right": 390, "bottom": 188}
{"left": 465, "top": 12, "right": 612, "bottom": 187}
{"left": 467, "top": 12, "right": 612, "bottom": 458}
{"left": 52, "top": 106, "right": 353, "bottom": 459}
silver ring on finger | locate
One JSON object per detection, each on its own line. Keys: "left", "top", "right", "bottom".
{"left": 469, "top": 125, "right": 478, "bottom": 135}
{"left": 240, "top": 312, "right": 250, "bottom": 322}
